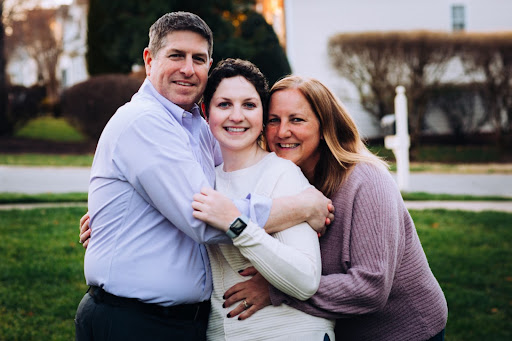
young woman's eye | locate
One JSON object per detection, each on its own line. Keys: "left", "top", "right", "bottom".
{"left": 244, "top": 102, "right": 257, "bottom": 109}
{"left": 218, "top": 102, "right": 230, "bottom": 108}
{"left": 267, "top": 117, "right": 280, "bottom": 124}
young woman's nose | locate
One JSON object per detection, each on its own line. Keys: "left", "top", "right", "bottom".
{"left": 229, "top": 107, "right": 244, "bottom": 122}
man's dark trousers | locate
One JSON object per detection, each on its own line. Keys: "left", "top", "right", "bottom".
{"left": 75, "top": 287, "right": 209, "bottom": 341}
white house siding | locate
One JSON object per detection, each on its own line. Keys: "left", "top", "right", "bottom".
{"left": 7, "top": 49, "right": 38, "bottom": 87}
{"left": 284, "top": 0, "right": 512, "bottom": 138}
{"left": 56, "top": 1, "right": 88, "bottom": 89}
{"left": 6, "top": 0, "right": 88, "bottom": 91}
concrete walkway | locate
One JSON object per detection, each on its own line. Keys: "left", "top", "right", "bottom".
{"left": 0, "top": 166, "right": 90, "bottom": 194}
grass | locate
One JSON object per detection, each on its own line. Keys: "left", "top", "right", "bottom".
{"left": 369, "top": 144, "right": 505, "bottom": 164}
{"left": 0, "top": 153, "right": 94, "bottom": 167}
{"left": 14, "top": 116, "right": 86, "bottom": 142}
{"left": 15, "top": 116, "right": 86, "bottom": 142}
{"left": 411, "top": 209, "right": 512, "bottom": 341}
{"left": 400, "top": 192, "right": 512, "bottom": 201}
{"left": 2, "top": 153, "right": 511, "bottom": 174}
{"left": 0, "top": 207, "right": 510, "bottom": 340}
{"left": 0, "top": 191, "right": 510, "bottom": 205}
{"left": 0, "top": 192, "right": 88, "bottom": 204}
{"left": 0, "top": 207, "right": 88, "bottom": 341}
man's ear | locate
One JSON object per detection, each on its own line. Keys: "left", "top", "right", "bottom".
{"left": 143, "top": 48, "right": 153, "bottom": 77}
{"left": 208, "top": 58, "right": 213, "bottom": 70}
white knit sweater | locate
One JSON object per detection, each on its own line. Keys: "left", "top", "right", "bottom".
{"left": 206, "top": 152, "right": 335, "bottom": 340}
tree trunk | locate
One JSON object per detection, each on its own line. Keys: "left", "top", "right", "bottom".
{"left": 0, "top": 0, "right": 12, "bottom": 136}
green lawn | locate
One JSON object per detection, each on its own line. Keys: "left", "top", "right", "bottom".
{"left": 14, "top": 116, "right": 86, "bottom": 142}
{"left": 0, "top": 191, "right": 510, "bottom": 204}
{"left": 0, "top": 207, "right": 511, "bottom": 340}
{"left": 0, "top": 153, "right": 94, "bottom": 167}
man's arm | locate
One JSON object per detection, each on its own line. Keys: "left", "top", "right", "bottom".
{"left": 264, "top": 187, "right": 334, "bottom": 235}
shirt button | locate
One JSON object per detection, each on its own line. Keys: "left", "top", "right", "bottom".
{"left": 182, "top": 113, "right": 187, "bottom": 118}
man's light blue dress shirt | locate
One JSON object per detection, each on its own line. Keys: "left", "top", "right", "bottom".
{"left": 85, "top": 79, "right": 270, "bottom": 306}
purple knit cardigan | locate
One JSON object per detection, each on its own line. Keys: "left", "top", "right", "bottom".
{"left": 270, "top": 162, "right": 448, "bottom": 341}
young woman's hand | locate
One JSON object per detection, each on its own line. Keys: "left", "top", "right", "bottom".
{"left": 192, "top": 187, "right": 241, "bottom": 231}
{"left": 79, "top": 212, "right": 91, "bottom": 248}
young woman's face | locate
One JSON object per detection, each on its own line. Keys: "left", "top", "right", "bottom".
{"left": 208, "top": 76, "right": 263, "bottom": 154}
{"left": 266, "top": 88, "right": 322, "bottom": 175}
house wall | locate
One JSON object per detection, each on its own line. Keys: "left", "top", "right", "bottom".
{"left": 284, "top": 0, "right": 512, "bottom": 138}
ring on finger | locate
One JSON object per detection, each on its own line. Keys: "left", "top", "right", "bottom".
{"left": 242, "top": 299, "right": 249, "bottom": 309}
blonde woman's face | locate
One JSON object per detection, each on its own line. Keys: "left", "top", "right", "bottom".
{"left": 266, "top": 89, "right": 322, "bottom": 175}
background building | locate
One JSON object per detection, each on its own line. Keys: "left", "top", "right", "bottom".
{"left": 261, "top": 0, "right": 512, "bottom": 138}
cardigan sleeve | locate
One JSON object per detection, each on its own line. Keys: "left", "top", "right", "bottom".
{"left": 270, "top": 165, "right": 404, "bottom": 318}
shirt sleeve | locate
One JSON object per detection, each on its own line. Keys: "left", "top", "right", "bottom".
{"left": 232, "top": 165, "right": 322, "bottom": 301}
{"left": 269, "top": 172, "right": 402, "bottom": 318}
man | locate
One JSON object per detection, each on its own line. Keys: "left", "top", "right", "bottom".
{"left": 75, "top": 12, "right": 332, "bottom": 341}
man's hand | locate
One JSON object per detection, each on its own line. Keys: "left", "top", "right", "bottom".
{"left": 192, "top": 187, "right": 241, "bottom": 231}
{"left": 223, "top": 267, "right": 271, "bottom": 320}
{"left": 300, "top": 187, "right": 334, "bottom": 236}
{"left": 264, "top": 187, "right": 334, "bottom": 235}
{"left": 79, "top": 212, "right": 91, "bottom": 248}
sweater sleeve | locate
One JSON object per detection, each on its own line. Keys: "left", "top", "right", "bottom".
{"left": 270, "top": 164, "right": 404, "bottom": 318}
{"left": 232, "top": 163, "right": 322, "bottom": 301}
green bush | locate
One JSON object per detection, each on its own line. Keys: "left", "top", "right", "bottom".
{"left": 7, "top": 85, "right": 46, "bottom": 131}
{"left": 61, "top": 74, "right": 142, "bottom": 142}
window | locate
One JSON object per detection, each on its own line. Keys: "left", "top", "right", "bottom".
{"left": 452, "top": 4, "right": 465, "bottom": 32}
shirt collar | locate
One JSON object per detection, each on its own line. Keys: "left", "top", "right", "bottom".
{"left": 140, "top": 78, "right": 201, "bottom": 123}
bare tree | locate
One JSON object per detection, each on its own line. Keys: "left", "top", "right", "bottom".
{"left": 0, "top": 0, "right": 10, "bottom": 135}
{"left": 458, "top": 32, "right": 512, "bottom": 145}
{"left": 427, "top": 83, "right": 488, "bottom": 142}
{"left": 328, "top": 31, "right": 456, "bottom": 144}
{"left": 4, "top": 2, "right": 62, "bottom": 105}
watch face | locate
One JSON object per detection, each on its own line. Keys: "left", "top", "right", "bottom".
{"left": 231, "top": 218, "right": 247, "bottom": 233}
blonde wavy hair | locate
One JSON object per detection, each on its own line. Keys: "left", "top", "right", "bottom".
{"left": 269, "top": 76, "right": 388, "bottom": 198}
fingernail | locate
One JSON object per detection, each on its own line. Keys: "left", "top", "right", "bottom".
{"left": 226, "top": 313, "right": 231, "bottom": 318}
{"left": 222, "top": 295, "right": 225, "bottom": 299}
{"left": 238, "top": 270, "right": 243, "bottom": 273}
{"left": 238, "top": 317, "right": 242, "bottom": 320}
{"left": 222, "top": 303, "right": 225, "bottom": 308}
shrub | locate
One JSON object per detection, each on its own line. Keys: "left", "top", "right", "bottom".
{"left": 61, "top": 74, "right": 142, "bottom": 142}
{"left": 7, "top": 84, "right": 46, "bottom": 131}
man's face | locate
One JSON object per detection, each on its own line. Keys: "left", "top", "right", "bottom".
{"left": 144, "top": 30, "right": 212, "bottom": 111}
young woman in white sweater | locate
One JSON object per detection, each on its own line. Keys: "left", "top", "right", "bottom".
{"left": 191, "top": 59, "right": 334, "bottom": 340}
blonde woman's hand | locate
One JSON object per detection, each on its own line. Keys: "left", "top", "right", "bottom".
{"left": 222, "top": 267, "right": 271, "bottom": 320}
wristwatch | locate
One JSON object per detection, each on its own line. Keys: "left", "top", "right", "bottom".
{"left": 226, "top": 214, "right": 249, "bottom": 238}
